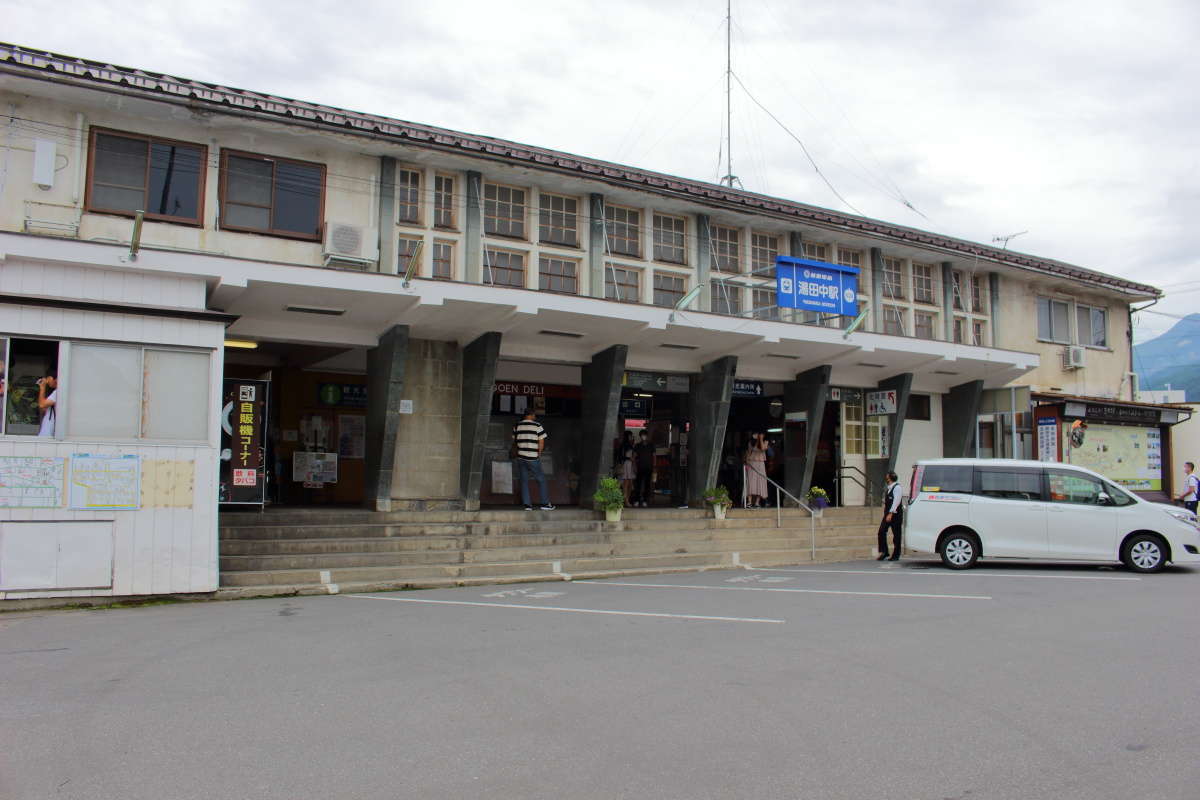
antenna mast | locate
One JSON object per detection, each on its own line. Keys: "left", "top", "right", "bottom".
{"left": 720, "top": 0, "right": 741, "bottom": 189}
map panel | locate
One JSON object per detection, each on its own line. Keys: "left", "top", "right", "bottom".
{"left": 1067, "top": 423, "right": 1161, "bottom": 490}
{"left": 69, "top": 454, "right": 141, "bottom": 510}
{"left": 0, "top": 457, "right": 66, "bottom": 508}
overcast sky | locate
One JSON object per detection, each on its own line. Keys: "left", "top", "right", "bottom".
{"left": 5, "top": 0, "right": 1197, "bottom": 342}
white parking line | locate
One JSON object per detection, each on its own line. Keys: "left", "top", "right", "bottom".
{"left": 748, "top": 567, "right": 1141, "bottom": 581}
{"left": 346, "top": 594, "right": 785, "bottom": 623}
{"left": 577, "top": 580, "right": 992, "bottom": 601}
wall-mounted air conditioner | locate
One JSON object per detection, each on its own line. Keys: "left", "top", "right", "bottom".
{"left": 322, "top": 223, "right": 379, "bottom": 270}
{"left": 1062, "top": 346, "right": 1086, "bottom": 370}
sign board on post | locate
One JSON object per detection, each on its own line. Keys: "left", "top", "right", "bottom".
{"left": 732, "top": 379, "right": 763, "bottom": 397}
{"left": 622, "top": 371, "right": 690, "bottom": 394}
{"left": 1037, "top": 417, "right": 1058, "bottom": 461}
{"left": 866, "top": 390, "right": 898, "bottom": 416}
{"left": 220, "top": 379, "right": 269, "bottom": 505}
{"left": 774, "top": 256, "right": 859, "bottom": 316}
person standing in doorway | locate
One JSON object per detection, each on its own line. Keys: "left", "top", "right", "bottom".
{"left": 1177, "top": 461, "right": 1199, "bottom": 513}
{"left": 617, "top": 430, "right": 636, "bottom": 507}
{"left": 744, "top": 432, "right": 769, "bottom": 508}
{"left": 36, "top": 370, "right": 58, "bottom": 438}
{"left": 877, "top": 471, "right": 903, "bottom": 561}
{"left": 633, "top": 429, "right": 655, "bottom": 508}
{"left": 513, "top": 411, "right": 554, "bottom": 511}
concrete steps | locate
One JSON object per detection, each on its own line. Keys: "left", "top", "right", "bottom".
{"left": 216, "top": 506, "right": 878, "bottom": 599}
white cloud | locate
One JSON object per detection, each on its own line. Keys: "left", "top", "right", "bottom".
{"left": 3, "top": 0, "right": 1195, "bottom": 339}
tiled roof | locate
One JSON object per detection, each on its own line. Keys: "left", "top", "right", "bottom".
{"left": 0, "top": 42, "right": 1159, "bottom": 298}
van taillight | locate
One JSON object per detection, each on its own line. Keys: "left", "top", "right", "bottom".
{"left": 909, "top": 466, "right": 923, "bottom": 505}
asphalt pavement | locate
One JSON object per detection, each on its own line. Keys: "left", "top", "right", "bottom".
{"left": 3, "top": 557, "right": 1198, "bottom": 800}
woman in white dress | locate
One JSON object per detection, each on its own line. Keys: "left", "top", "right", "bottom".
{"left": 744, "top": 432, "right": 768, "bottom": 508}
{"left": 618, "top": 431, "right": 636, "bottom": 506}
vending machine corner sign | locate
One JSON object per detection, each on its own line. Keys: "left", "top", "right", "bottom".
{"left": 774, "top": 256, "right": 859, "bottom": 316}
{"left": 220, "top": 379, "right": 269, "bottom": 504}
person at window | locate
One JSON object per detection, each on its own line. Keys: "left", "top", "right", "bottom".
{"left": 632, "top": 430, "right": 655, "bottom": 508}
{"left": 617, "top": 431, "right": 636, "bottom": 507}
{"left": 1177, "top": 461, "right": 1199, "bottom": 513}
{"left": 513, "top": 411, "right": 554, "bottom": 511}
{"left": 877, "top": 471, "right": 903, "bottom": 561}
{"left": 744, "top": 432, "right": 769, "bottom": 508}
{"left": 36, "top": 371, "right": 58, "bottom": 438}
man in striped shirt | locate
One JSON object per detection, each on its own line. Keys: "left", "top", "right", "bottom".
{"left": 513, "top": 411, "right": 554, "bottom": 511}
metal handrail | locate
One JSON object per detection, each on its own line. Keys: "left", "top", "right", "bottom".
{"left": 836, "top": 464, "right": 882, "bottom": 506}
{"left": 743, "top": 465, "right": 818, "bottom": 560}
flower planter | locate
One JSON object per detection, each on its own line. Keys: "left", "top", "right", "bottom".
{"left": 712, "top": 504, "right": 728, "bottom": 521}
{"left": 605, "top": 507, "right": 622, "bottom": 523}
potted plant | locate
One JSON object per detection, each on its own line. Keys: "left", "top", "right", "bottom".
{"left": 703, "top": 485, "right": 732, "bottom": 520}
{"left": 593, "top": 476, "right": 626, "bottom": 522}
{"left": 806, "top": 486, "right": 830, "bottom": 515}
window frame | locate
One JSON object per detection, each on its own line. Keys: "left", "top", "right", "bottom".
{"left": 431, "top": 239, "right": 455, "bottom": 281}
{"left": 652, "top": 271, "right": 688, "bottom": 308}
{"left": 711, "top": 279, "right": 741, "bottom": 316}
{"left": 218, "top": 149, "right": 326, "bottom": 242}
{"left": 396, "top": 167, "right": 422, "bottom": 226}
{"left": 604, "top": 204, "right": 642, "bottom": 258}
{"left": 85, "top": 127, "right": 208, "bottom": 226}
{"left": 913, "top": 309, "right": 938, "bottom": 340}
{"left": 1037, "top": 296, "right": 1073, "bottom": 344}
{"left": 397, "top": 235, "right": 423, "bottom": 275}
{"left": 710, "top": 224, "right": 741, "bottom": 273}
{"left": 1076, "top": 303, "right": 1109, "bottom": 348}
{"left": 483, "top": 182, "right": 528, "bottom": 240}
{"left": 483, "top": 247, "right": 527, "bottom": 288}
{"left": 538, "top": 192, "right": 580, "bottom": 248}
{"left": 974, "top": 467, "right": 1045, "bottom": 501}
{"left": 605, "top": 263, "right": 642, "bottom": 303}
{"left": 538, "top": 255, "right": 579, "bottom": 295}
{"left": 752, "top": 288, "right": 779, "bottom": 320}
{"left": 882, "top": 256, "right": 906, "bottom": 300}
{"left": 653, "top": 213, "right": 688, "bottom": 265}
{"left": 883, "top": 304, "right": 907, "bottom": 336}
{"left": 433, "top": 173, "right": 456, "bottom": 229}
{"left": 801, "top": 241, "right": 828, "bottom": 261}
{"left": 911, "top": 262, "right": 937, "bottom": 305}
{"left": 752, "top": 232, "right": 781, "bottom": 277}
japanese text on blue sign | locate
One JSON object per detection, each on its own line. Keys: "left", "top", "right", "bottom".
{"left": 774, "top": 256, "right": 859, "bottom": 316}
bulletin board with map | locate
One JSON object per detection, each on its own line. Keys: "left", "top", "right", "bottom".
{"left": 1066, "top": 423, "right": 1162, "bottom": 491}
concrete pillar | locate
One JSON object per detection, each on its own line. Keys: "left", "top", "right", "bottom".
{"left": 589, "top": 193, "right": 605, "bottom": 298}
{"left": 787, "top": 231, "right": 804, "bottom": 323}
{"left": 578, "top": 345, "right": 629, "bottom": 506}
{"left": 465, "top": 170, "right": 483, "bottom": 284}
{"left": 365, "top": 324, "right": 409, "bottom": 511}
{"left": 866, "top": 372, "right": 914, "bottom": 497}
{"left": 942, "top": 380, "right": 984, "bottom": 458}
{"left": 460, "top": 332, "right": 502, "bottom": 511}
{"left": 941, "top": 262, "right": 955, "bottom": 341}
{"left": 696, "top": 214, "right": 713, "bottom": 312}
{"left": 783, "top": 365, "right": 832, "bottom": 502}
{"left": 688, "top": 356, "right": 737, "bottom": 504}
{"left": 870, "top": 248, "right": 885, "bottom": 334}
{"left": 378, "top": 156, "right": 397, "bottom": 275}
{"left": 988, "top": 272, "right": 1001, "bottom": 344}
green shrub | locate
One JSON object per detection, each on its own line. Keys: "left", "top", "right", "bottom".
{"left": 593, "top": 476, "right": 625, "bottom": 511}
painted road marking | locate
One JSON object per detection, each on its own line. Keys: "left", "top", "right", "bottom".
{"left": 481, "top": 588, "right": 566, "bottom": 599}
{"left": 346, "top": 594, "right": 785, "bottom": 624}
{"left": 578, "top": 580, "right": 991, "bottom": 601}
{"left": 726, "top": 574, "right": 794, "bottom": 584}
{"left": 748, "top": 567, "right": 1140, "bottom": 581}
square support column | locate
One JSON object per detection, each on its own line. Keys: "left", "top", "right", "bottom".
{"left": 866, "top": 372, "right": 913, "bottom": 497}
{"left": 696, "top": 214, "right": 713, "bottom": 312}
{"left": 464, "top": 170, "right": 483, "bottom": 284}
{"left": 688, "top": 356, "right": 737, "bottom": 505}
{"left": 578, "top": 344, "right": 629, "bottom": 506}
{"left": 589, "top": 193, "right": 606, "bottom": 298}
{"left": 942, "top": 380, "right": 984, "bottom": 458}
{"left": 941, "top": 261, "right": 955, "bottom": 341}
{"left": 989, "top": 272, "right": 1001, "bottom": 343}
{"left": 365, "top": 324, "right": 409, "bottom": 511}
{"left": 378, "top": 156, "right": 397, "bottom": 275}
{"left": 870, "top": 248, "right": 885, "bottom": 333}
{"left": 783, "top": 364, "right": 832, "bottom": 502}
{"left": 460, "top": 332, "right": 502, "bottom": 511}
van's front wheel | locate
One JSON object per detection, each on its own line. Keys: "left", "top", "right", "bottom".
{"left": 1121, "top": 533, "right": 1167, "bottom": 573}
{"left": 939, "top": 531, "right": 980, "bottom": 570}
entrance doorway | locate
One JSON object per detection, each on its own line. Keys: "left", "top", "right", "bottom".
{"left": 721, "top": 395, "right": 784, "bottom": 506}
{"left": 619, "top": 388, "right": 689, "bottom": 507}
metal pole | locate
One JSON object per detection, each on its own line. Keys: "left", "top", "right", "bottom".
{"left": 726, "top": 0, "right": 732, "bottom": 187}
{"left": 1010, "top": 386, "right": 1018, "bottom": 458}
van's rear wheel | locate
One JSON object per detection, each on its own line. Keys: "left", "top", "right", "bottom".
{"left": 1121, "top": 534, "right": 1167, "bottom": 573}
{"left": 939, "top": 531, "right": 980, "bottom": 570}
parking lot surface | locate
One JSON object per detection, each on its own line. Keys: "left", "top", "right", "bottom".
{"left": 3, "top": 558, "right": 1199, "bottom": 800}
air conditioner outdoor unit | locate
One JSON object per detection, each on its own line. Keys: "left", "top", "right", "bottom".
{"left": 323, "top": 223, "right": 379, "bottom": 270}
{"left": 1063, "top": 346, "right": 1086, "bottom": 370}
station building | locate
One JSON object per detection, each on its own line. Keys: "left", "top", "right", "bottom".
{"left": 0, "top": 43, "right": 1177, "bottom": 600}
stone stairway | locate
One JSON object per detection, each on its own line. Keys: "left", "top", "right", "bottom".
{"left": 216, "top": 506, "right": 879, "bottom": 599}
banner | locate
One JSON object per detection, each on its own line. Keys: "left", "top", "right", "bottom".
{"left": 219, "top": 379, "right": 269, "bottom": 504}
{"left": 774, "top": 256, "right": 859, "bottom": 316}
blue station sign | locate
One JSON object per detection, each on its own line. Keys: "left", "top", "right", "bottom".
{"left": 774, "top": 256, "right": 859, "bottom": 316}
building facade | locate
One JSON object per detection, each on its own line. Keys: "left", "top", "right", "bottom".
{"left": 0, "top": 43, "right": 1169, "bottom": 599}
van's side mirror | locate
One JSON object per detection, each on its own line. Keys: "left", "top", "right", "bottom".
{"left": 1097, "top": 492, "right": 1112, "bottom": 506}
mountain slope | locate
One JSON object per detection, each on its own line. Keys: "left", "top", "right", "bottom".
{"left": 1134, "top": 313, "right": 1200, "bottom": 399}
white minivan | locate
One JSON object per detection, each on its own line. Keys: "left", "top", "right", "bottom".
{"left": 905, "top": 459, "right": 1200, "bottom": 572}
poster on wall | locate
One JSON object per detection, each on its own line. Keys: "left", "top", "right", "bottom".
{"left": 1036, "top": 417, "right": 1058, "bottom": 462}
{"left": 491, "top": 460, "right": 513, "bottom": 494}
{"left": 1066, "top": 422, "right": 1162, "bottom": 491}
{"left": 219, "top": 379, "right": 269, "bottom": 504}
{"left": 337, "top": 415, "right": 366, "bottom": 459}
{"left": 293, "top": 452, "right": 338, "bottom": 484}
{"left": 0, "top": 456, "right": 65, "bottom": 508}
{"left": 69, "top": 454, "right": 140, "bottom": 510}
